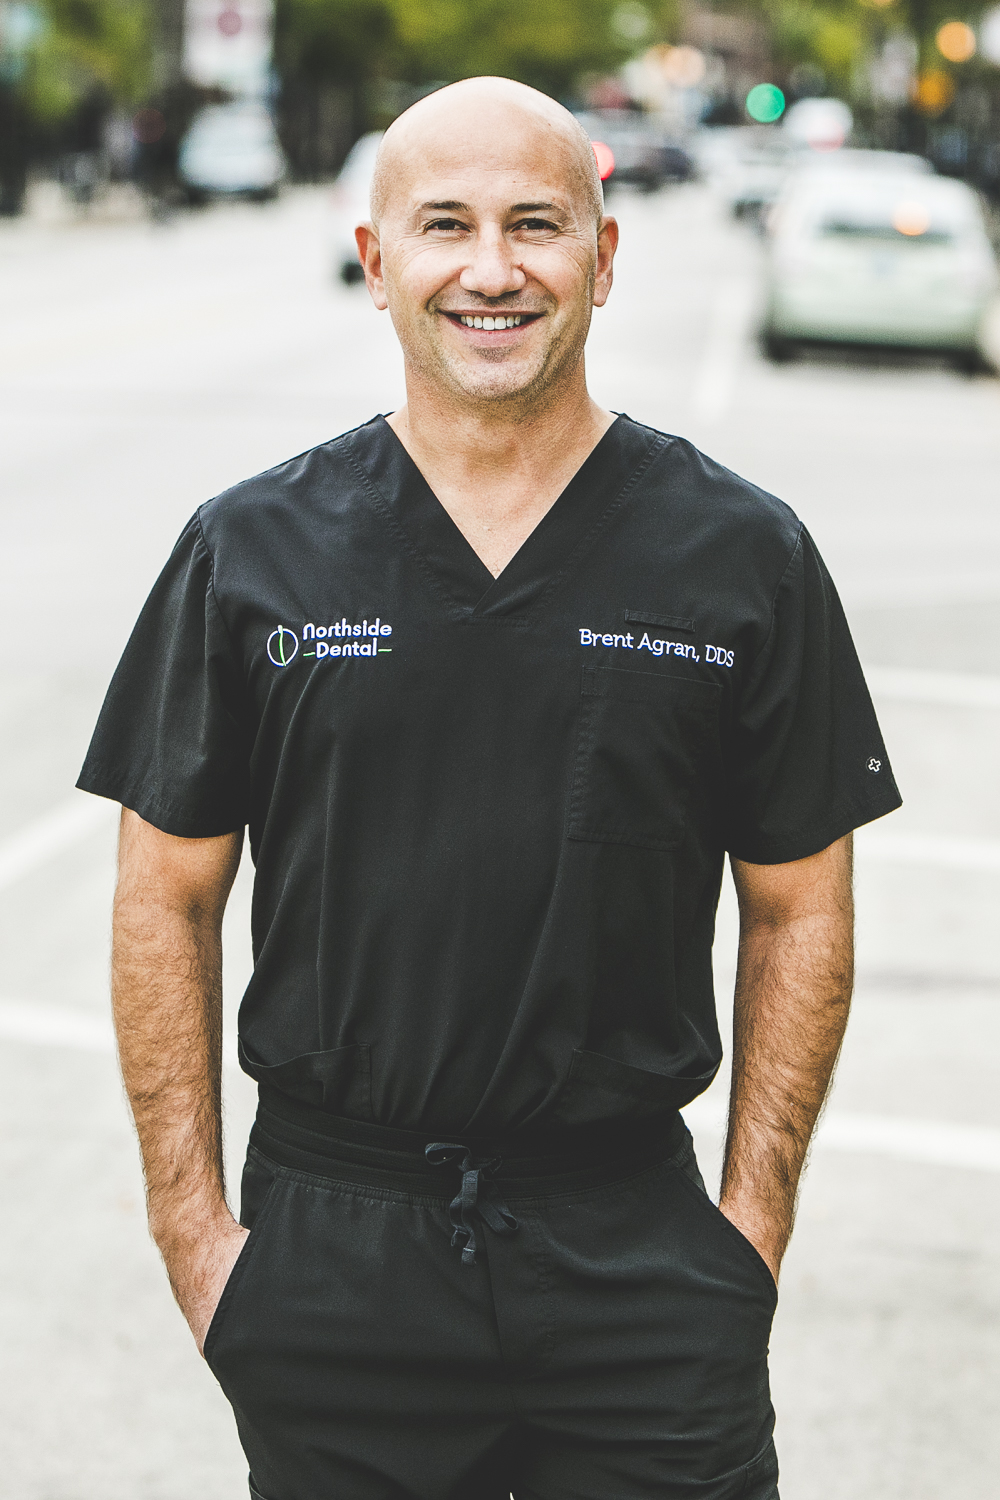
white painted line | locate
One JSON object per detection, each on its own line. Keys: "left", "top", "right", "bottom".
{"left": 0, "top": 998, "right": 240, "bottom": 1069}
{"left": 0, "top": 999, "right": 114, "bottom": 1052}
{"left": 865, "top": 665, "right": 1000, "bottom": 709}
{"left": 843, "top": 574, "right": 1000, "bottom": 609}
{"left": 817, "top": 1112, "right": 1000, "bottom": 1172}
{"left": 691, "top": 282, "right": 754, "bottom": 423}
{"left": 856, "top": 830, "right": 1000, "bottom": 872}
{"left": 0, "top": 795, "right": 115, "bottom": 893}
{"left": 1, "top": 999, "right": 996, "bottom": 1173}
{"left": 684, "top": 1099, "right": 1000, "bottom": 1173}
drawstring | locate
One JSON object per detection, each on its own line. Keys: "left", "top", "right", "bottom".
{"left": 425, "top": 1143, "right": 520, "bottom": 1265}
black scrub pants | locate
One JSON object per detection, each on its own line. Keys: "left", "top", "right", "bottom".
{"left": 205, "top": 1093, "right": 779, "bottom": 1500}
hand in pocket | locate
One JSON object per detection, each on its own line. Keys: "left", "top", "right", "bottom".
{"left": 161, "top": 1214, "right": 251, "bottom": 1356}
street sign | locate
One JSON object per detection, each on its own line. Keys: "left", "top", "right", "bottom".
{"left": 183, "top": 0, "right": 273, "bottom": 96}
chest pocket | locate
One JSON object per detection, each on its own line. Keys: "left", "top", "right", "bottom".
{"left": 567, "top": 665, "right": 721, "bottom": 851}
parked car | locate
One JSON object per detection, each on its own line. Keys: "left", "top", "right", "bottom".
{"left": 762, "top": 161, "right": 999, "bottom": 366}
{"left": 178, "top": 102, "right": 286, "bottom": 202}
{"left": 574, "top": 111, "right": 693, "bottom": 191}
{"left": 330, "top": 131, "right": 382, "bottom": 284}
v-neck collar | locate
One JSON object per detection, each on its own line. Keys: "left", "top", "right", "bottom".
{"left": 342, "top": 413, "right": 668, "bottom": 619}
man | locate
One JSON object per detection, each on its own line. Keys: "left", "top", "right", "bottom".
{"left": 79, "top": 77, "right": 900, "bottom": 1500}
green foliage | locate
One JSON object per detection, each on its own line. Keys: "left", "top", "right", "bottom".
{"left": 274, "top": 0, "right": 635, "bottom": 98}
{"left": 273, "top": 0, "right": 395, "bottom": 84}
{"left": 12, "top": 0, "right": 152, "bottom": 120}
{"left": 762, "top": 0, "right": 865, "bottom": 83}
{"left": 388, "top": 0, "right": 633, "bottom": 93}
{"left": 744, "top": 0, "right": 997, "bottom": 88}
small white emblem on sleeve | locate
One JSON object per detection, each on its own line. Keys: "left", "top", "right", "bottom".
{"left": 867, "top": 758, "right": 882, "bottom": 773}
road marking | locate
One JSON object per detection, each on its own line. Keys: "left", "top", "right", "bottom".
{"left": 0, "top": 796, "right": 114, "bottom": 893}
{"left": 865, "top": 666, "right": 1000, "bottom": 709}
{"left": 691, "top": 282, "right": 754, "bottom": 423}
{"left": 856, "top": 829, "right": 1000, "bottom": 872}
{"left": 844, "top": 574, "right": 1000, "bottom": 609}
{"left": 0, "top": 997, "right": 996, "bottom": 1171}
{"left": 683, "top": 1099, "right": 1000, "bottom": 1173}
{"left": 0, "top": 999, "right": 115, "bottom": 1052}
{"left": 816, "top": 1112, "right": 1000, "bottom": 1172}
{"left": 0, "top": 999, "right": 239, "bottom": 1068}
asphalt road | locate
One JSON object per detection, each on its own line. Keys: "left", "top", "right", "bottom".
{"left": 1, "top": 180, "right": 998, "bottom": 1500}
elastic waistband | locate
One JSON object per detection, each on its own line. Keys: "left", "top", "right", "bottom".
{"left": 252, "top": 1085, "right": 689, "bottom": 1199}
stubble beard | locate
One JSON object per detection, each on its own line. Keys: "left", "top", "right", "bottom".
{"left": 400, "top": 302, "right": 593, "bottom": 419}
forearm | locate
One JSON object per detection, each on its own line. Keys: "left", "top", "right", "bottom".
{"left": 721, "top": 839, "right": 854, "bottom": 1276}
{"left": 110, "top": 812, "right": 246, "bottom": 1352}
{"left": 112, "top": 898, "right": 228, "bottom": 1251}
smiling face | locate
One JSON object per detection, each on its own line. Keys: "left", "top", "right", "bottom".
{"left": 358, "top": 80, "right": 617, "bottom": 415}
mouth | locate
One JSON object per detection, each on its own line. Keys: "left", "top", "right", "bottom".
{"left": 442, "top": 311, "right": 543, "bottom": 332}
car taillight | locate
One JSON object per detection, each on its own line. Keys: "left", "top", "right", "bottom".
{"left": 592, "top": 141, "right": 615, "bottom": 181}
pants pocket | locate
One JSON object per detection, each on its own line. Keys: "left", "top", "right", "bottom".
{"left": 203, "top": 1157, "right": 280, "bottom": 1369}
{"left": 673, "top": 1166, "right": 778, "bottom": 1303}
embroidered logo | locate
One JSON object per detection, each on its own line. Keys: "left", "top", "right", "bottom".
{"left": 267, "top": 626, "right": 299, "bottom": 667}
{"left": 867, "top": 758, "right": 882, "bottom": 773}
{"left": 302, "top": 618, "right": 393, "bottom": 660}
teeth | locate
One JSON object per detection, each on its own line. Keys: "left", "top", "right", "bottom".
{"left": 458, "top": 314, "right": 524, "bottom": 328}
{"left": 458, "top": 315, "right": 527, "bottom": 330}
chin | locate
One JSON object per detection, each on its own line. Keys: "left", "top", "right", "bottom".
{"left": 444, "top": 353, "right": 549, "bottom": 404}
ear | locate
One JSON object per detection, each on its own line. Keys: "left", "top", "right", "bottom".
{"left": 593, "top": 216, "right": 618, "bottom": 308}
{"left": 355, "top": 223, "right": 388, "bottom": 310}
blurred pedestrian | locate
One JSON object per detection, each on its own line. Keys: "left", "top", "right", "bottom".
{"left": 79, "top": 76, "right": 901, "bottom": 1500}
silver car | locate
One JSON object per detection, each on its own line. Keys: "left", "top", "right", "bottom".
{"left": 762, "top": 159, "right": 999, "bottom": 366}
{"left": 178, "top": 102, "right": 287, "bottom": 202}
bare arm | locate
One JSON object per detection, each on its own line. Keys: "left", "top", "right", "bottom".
{"left": 719, "top": 834, "right": 854, "bottom": 1282}
{"left": 112, "top": 808, "right": 245, "bottom": 1353}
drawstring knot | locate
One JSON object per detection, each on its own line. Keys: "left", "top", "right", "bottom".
{"left": 424, "top": 1142, "right": 519, "bottom": 1265}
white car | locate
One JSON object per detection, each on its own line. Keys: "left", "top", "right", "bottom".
{"left": 330, "top": 131, "right": 382, "bottom": 284}
{"left": 763, "top": 161, "right": 999, "bottom": 365}
{"left": 178, "top": 102, "right": 286, "bottom": 200}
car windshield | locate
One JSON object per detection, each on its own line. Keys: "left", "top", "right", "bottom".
{"left": 191, "top": 110, "right": 274, "bottom": 149}
{"left": 794, "top": 177, "right": 980, "bottom": 245}
{"left": 819, "top": 213, "right": 954, "bottom": 245}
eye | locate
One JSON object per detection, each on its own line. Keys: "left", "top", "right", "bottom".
{"left": 514, "top": 218, "right": 559, "bottom": 233}
{"left": 425, "top": 217, "right": 468, "bottom": 233}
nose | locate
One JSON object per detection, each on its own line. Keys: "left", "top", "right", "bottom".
{"left": 459, "top": 225, "right": 527, "bottom": 299}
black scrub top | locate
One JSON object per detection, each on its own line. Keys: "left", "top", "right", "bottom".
{"left": 79, "top": 415, "right": 901, "bottom": 1136}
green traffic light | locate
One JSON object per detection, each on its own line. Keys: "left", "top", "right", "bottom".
{"left": 746, "top": 83, "right": 786, "bottom": 123}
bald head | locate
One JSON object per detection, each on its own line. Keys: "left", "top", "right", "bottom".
{"left": 370, "top": 76, "right": 604, "bottom": 228}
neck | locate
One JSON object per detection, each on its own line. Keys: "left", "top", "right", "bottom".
{"left": 391, "top": 361, "right": 604, "bottom": 476}
{"left": 386, "top": 365, "right": 616, "bottom": 577}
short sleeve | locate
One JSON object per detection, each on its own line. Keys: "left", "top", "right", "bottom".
{"left": 77, "top": 513, "right": 250, "bottom": 837}
{"left": 724, "top": 526, "right": 901, "bottom": 864}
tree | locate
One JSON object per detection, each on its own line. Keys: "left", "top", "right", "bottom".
{"left": 274, "top": 0, "right": 635, "bottom": 104}
{"left": 386, "top": 0, "right": 634, "bottom": 96}
{"left": 20, "top": 0, "right": 152, "bottom": 122}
